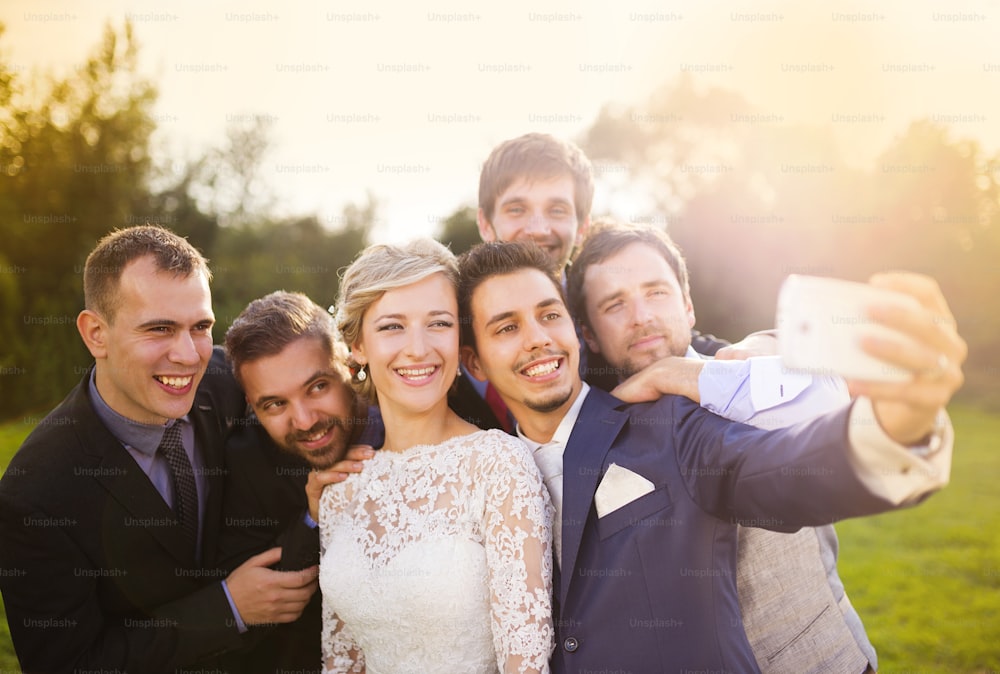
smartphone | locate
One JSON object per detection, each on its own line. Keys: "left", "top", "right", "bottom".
{"left": 776, "top": 275, "right": 920, "bottom": 382}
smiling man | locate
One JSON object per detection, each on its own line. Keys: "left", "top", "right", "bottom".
{"left": 219, "top": 290, "right": 377, "bottom": 674}
{"left": 0, "top": 226, "right": 318, "bottom": 674}
{"left": 457, "top": 240, "right": 965, "bottom": 673}
{"left": 456, "top": 133, "right": 737, "bottom": 432}
{"left": 476, "top": 133, "right": 594, "bottom": 275}
{"left": 567, "top": 222, "right": 880, "bottom": 672}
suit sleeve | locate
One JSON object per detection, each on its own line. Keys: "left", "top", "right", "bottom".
{"left": 0, "top": 494, "right": 242, "bottom": 674}
{"left": 669, "top": 397, "right": 934, "bottom": 531}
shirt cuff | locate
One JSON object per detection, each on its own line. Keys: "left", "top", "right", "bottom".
{"left": 845, "top": 397, "right": 953, "bottom": 505}
{"left": 221, "top": 580, "right": 249, "bottom": 633}
{"left": 303, "top": 511, "right": 318, "bottom": 529}
{"left": 698, "top": 358, "right": 753, "bottom": 422}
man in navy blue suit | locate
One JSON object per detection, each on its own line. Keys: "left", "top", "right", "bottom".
{"left": 457, "top": 241, "right": 965, "bottom": 672}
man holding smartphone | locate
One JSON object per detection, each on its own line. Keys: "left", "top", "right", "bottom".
{"left": 567, "top": 221, "right": 889, "bottom": 671}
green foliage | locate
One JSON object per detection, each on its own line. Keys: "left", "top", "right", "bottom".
{"left": 435, "top": 205, "right": 480, "bottom": 256}
{"left": 0, "top": 25, "right": 379, "bottom": 421}
{"left": 579, "top": 81, "right": 1000, "bottom": 407}
{"left": 211, "top": 206, "right": 373, "bottom": 340}
{"left": 0, "top": 20, "right": 157, "bottom": 416}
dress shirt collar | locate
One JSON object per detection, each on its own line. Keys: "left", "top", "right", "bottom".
{"left": 517, "top": 382, "right": 591, "bottom": 452}
{"left": 88, "top": 369, "right": 189, "bottom": 456}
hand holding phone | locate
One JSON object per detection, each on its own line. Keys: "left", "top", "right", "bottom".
{"left": 776, "top": 275, "right": 922, "bottom": 382}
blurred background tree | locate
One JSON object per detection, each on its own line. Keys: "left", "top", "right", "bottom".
{"left": 576, "top": 78, "right": 1000, "bottom": 408}
{"left": 435, "top": 205, "right": 479, "bottom": 256}
{"left": 0, "top": 22, "right": 378, "bottom": 419}
{"left": 1, "top": 24, "right": 996, "bottom": 418}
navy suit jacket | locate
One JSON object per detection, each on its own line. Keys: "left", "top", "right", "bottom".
{"left": 0, "top": 347, "right": 247, "bottom": 674}
{"left": 552, "top": 387, "right": 904, "bottom": 673}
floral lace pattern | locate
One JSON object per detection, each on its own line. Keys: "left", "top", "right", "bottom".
{"left": 319, "top": 429, "right": 554, "bottom": 674}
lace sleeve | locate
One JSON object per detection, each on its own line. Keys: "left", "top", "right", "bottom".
{"left": 319, "top": 483, "right": 365, "bottom": 673}
{"left": 319, "top": 480, "right": 350, "bottom": 555}
{"left": 479, "top": 432, "right": 555, "bottom": 674}
{"left": 320, "top": 596, "right": 366, "bottom": 674}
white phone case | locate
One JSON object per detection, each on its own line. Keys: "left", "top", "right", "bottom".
{"left": 776, "top": 274, "right": 920, "bottom": 382}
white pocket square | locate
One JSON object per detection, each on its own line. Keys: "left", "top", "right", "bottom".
{"left": 595, "top": 463, "right": 655, "bottom": 518}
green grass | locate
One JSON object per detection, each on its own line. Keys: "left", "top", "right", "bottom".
{"left": 836, "top": 405, "right": 1000, "bottom": 673}
{"left": 0, "top": 417, "right": 33, "bottom": 673}
{"left": 0, "top": 408, "right": 998, "bottom": 672}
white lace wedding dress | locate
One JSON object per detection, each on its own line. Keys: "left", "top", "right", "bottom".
{"left": 319, "top": 429, "right": 554, "bottom": 674}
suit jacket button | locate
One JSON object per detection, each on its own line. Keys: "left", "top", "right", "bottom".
{"left": 563, "top": 636, "right": 579, "bottom": 652}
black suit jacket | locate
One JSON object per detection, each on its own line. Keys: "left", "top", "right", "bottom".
{"left": 448, "top": 374, "right": 507, "bottom": 432}
{"left": 215, "top": 421, "right": 322, "bottom": 674}
{"left": 0, "top": 347, "right": 247, "bottom": 674}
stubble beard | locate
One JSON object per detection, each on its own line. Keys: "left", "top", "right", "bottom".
{"left": 522, "top": 386, "right": 574, "bottom": 414}
{"left": 282, "top": 416, "right": 353, "bottom": 470}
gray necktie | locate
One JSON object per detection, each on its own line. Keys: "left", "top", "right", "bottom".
{"left": 158, "top": 422, "right": 198, "bottom": 550}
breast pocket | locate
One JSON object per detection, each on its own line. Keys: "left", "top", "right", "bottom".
{"left": 595, "top": 485, "right": 673, "bottom": 541}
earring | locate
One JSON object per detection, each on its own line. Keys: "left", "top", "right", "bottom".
{"left": 456, "top": 366, "right": 463, "bottom": 378}
{"left": 356, "top": 365, "right": 368, "bottom": 382}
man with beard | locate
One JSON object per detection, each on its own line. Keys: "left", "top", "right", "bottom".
{"left": 219, "top": 290, "right": 379, "bottom": 674}
{"left": 0, "top": 227, "right": 318, "bottom": 674}
{"left": 457, "top": 241, "right": 964, "bottom": 672}
{"left": 566, "top": 222, "right": 878, "bottom": 672}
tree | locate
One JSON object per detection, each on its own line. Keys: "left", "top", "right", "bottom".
{"left": 578, "top": 77, "right": 999, "bottom": 405}
{"left": 435, "top": 206, "right": 480, "bottom": 256}
{"left": 0, "top": 20, "right": 158, "bottom": 417}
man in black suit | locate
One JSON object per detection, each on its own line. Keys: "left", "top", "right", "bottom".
{"left": 0, "top": 226, "right": 318, "bottom": 674}
{"left": 218, "top": 290, "right": 377, "bottom": 674}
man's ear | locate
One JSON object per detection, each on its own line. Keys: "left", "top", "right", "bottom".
{"left": 685, "top": 297, "right": 696, "bottom": 329}
{"left": 477, "top": 208, "right": 498, "bottom": 242}
{"left": 76, "top": 310, "right": 109, "bottom": 359}
{"left": 460, "top": 345, "right": 488, "bottom": 382}
{"left": 581, "top": 323, "right": 601, "bottom": 355}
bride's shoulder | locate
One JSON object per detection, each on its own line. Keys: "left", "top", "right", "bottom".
{"left": 453, "top": 429, "right": 532, "bottom": 469}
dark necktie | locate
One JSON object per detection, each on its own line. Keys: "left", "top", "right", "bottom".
{"left": 158, "top": 423, "right": 198, "bottom": 550}
{"left": 485, "top": 382, "right": 513, "bottom": 434}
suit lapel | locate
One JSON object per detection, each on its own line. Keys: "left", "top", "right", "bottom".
{"left": 559, "top": 388, "right": 627, "bottom": 603}
{"left": 190, "top": 388, "right": 226, "bottom": 560}
{"left": 72, "top": 385, "right": 198, "bottom": 566}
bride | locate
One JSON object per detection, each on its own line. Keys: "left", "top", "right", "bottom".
{"left": 319, "top": 239, "right": 554, "bottom": 673}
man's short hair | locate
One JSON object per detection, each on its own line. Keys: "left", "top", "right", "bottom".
{"left": 567, "top": 221, "right": 691, "bottom": 331}
{"left": 83, "top": 225, "right": 211, "bottom": 323}
{"left": 225, "top": 290, "right": 351, "bottom": 391}
{"left": 457, "top": 241, "right": 563, "bottom": 350}
{"left": 478, "top": 133, "right": 594, "bottom": 224}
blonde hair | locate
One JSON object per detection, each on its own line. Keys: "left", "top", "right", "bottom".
{"left": 334, "top": 238, "right": 458, "bottom": 403}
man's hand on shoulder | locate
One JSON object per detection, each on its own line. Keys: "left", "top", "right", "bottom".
{"left": 611, "top": 357, "right": 704, "bottom": 404}
{"left": 305, "top": 445, "right": 375, "bottom": 522}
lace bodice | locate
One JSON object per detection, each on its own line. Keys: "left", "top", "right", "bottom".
{"left": 319, "top": 429, "right": 554, "bottom": 674}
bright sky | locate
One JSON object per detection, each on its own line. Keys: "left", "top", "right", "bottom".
{"left": 3, "top": 0, "right": 999, "bottom": 242}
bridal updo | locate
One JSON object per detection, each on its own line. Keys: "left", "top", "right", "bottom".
{"left": 333, "top": 238, "right": 458, "bottom": 403}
